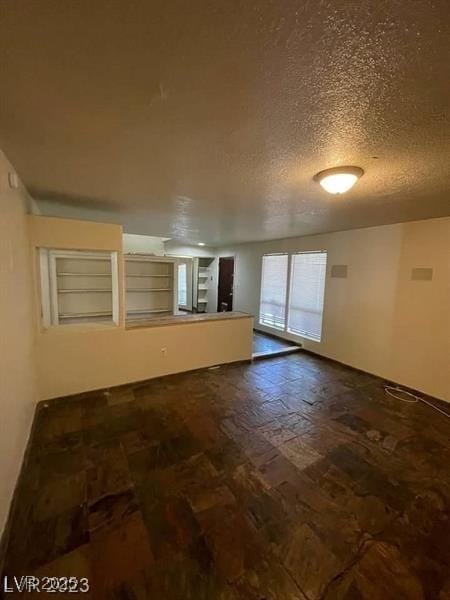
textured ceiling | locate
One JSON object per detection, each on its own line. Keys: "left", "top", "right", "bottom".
{"left": 0, "top": 1, "right": 449, "bottom": 245}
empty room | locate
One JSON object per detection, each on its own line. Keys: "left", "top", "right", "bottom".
{"left": 0, "top": 1, "right": 449, "bottom": 598}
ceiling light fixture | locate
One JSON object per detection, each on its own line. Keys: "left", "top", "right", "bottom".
{"left": 314, "top": 166, "right": 364, "bottom": 194}
{"left": 198, "top": 242, "right": 205, "bottom": 246}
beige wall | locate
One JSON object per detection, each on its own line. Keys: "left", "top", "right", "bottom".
{"left": 28, "top": 215, "right": 125, "bottom": 327}
{"left": 0, "top": 151, "right": 36, "bottom": 535}
{"left": 28, "top": 215, "right": 123, "bottom": 251}
{"left": 28, "top": 216, "right": 253, "bottom": 400}
{"left": 218, "top": 217, "right": 450, "bottom": 402}
{"left": 36, "top": 318, "right": 253, "bottom": 399}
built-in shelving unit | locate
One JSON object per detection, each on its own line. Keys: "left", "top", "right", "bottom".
{"left": 125, "top": 255, "right": 176, "bottom": 320}
{"left": 39, "top": 249, "right": 119, "bottom": 327}
{"left": 193, "top": 257, "right": 215, "bottom": 313}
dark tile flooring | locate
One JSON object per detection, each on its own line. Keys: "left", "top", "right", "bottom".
{"left": 253, "top": 332, "right": 298, "bottom": 355}
{"left": 2, "top": 353, "right": 450, "bottom": 599}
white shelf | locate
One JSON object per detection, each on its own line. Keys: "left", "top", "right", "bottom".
{"left": 39, "top": 249, "right": 119, "bottom": 328}
{"left": 124, "top": 254, "right": 173, "bottom": 265}
{"left": 125, "top": 257, "right": 160, "bottom": 263}
{"left": 126, "top": 274, "right": 169, "bottom": 278}
{"left": 58, "top": 288, "right": 112, "bottom": 294}
{"left": 125, "top": 256, "right": 175, "bottom": 317}
{"left": 193, "top": 257, "right": 215, "bottom": 313}
{"left": 57, "top": 257, "right": 110, "bottom": 263}
{"left": 127, "top": 308, "right": 170, "bottom": 315}
{"left": 60, "top": 310, "right": 113, "bottom": 319}
{"left": 127, "top": 288, "right": 171, "bottom": 292}
{"left": 57, "top": 272, "right": 111, "bottom": 277}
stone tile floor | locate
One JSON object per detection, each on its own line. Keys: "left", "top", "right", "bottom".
{"left": 252, "top": 332, "right": 298, "bottom": 355}
{"left": 2, "top": 352, "right": 450, "bottom": 599}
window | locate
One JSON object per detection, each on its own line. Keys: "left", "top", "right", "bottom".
{"left": 258, "top": 251, "right": 327, "bottom": 342}
{"left": 178, "top": 263, "right": 187, "bottom": 306}
{"left": 288, "top": 252, "right": 327, "bottom": 341}
{"left": 259, "top": 254, "right": 288, "bottom": 330}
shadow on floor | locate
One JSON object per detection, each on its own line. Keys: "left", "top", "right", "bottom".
{"left": 252, "top": 331, "right": 300, "bottom": 360}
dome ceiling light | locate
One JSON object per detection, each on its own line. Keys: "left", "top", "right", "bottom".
{"left": 314, "top": 166, "right": 364, "bottom": 194}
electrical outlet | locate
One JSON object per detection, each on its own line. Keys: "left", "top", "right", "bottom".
{"left": 161, "top": 347, "right": 168, "bottom": 357}
{"left": 8, "top": 172, "right": 18, "bottom": 189}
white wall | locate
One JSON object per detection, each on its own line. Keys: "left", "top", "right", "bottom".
{"left": 123, "top": 233, "right": 166, "bottom": 255}
{"left": 218, "top": 217, "right": 450, "bottom": 402}
{"left": 0, "top": 151, "right": 36, "bottom": 536}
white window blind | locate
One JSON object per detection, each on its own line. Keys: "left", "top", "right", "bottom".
{"left": 178, "top": 264, "right": 187, "bottom": 306}
{"left": 259, "top": 254, "right": 288, "bottom": 330}
{"left": 288, "top": 252, "right": 327, "bottom": 341}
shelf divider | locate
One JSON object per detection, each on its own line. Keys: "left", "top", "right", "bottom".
{"left": 57, "top": 272, "right": 111, "bottom": 277}
{"left": 58, "top": 289, "right": 112, "bottom": 293}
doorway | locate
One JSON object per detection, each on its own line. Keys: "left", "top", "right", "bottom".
{"left": 177, "top": 258, "right": 193, "bottom": 312}
{"left": 217, "top": 257, "right": 234, "bottom": 312}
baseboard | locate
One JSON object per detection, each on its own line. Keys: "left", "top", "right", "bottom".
{"left": 253, "top": 327, "right": 448, "bottom": 409}
{"left": 297, "top": 346, "right": 449, "bottom": 414}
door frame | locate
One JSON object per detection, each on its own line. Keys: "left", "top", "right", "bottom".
{"left": 176, "top": 258, "right": 193, "bottom": 312}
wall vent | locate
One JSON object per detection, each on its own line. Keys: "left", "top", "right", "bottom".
{"left": 411, "top": 267, "right": 433, "bottom": 281}
{"left": 330, "top": 265, "right": 348, "bottom": 278}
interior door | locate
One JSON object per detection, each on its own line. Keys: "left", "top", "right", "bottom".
{"left": 217, "top": 257, "right": 234, "bottom": 311}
